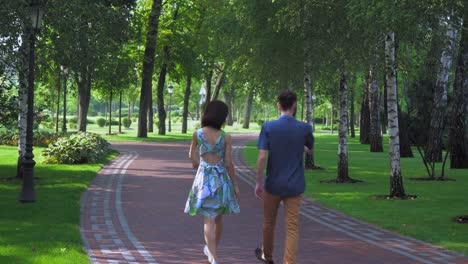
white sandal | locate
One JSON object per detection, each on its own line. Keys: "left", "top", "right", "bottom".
{"left": 203, "top": 245, "right": 213, "bottom": 263}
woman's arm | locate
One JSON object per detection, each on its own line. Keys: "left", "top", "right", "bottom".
{"left": 225, "top": 134, "right": 239, "bottom": 196}
{"left": 189, "top": 131, "right": 199, "bottom": 169}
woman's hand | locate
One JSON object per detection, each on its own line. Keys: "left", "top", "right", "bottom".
{"left": 234, "top": 184, "right": 240, "bottom": 198}
{"left": 192, "top": 161, "right": 199, "bottom": 169}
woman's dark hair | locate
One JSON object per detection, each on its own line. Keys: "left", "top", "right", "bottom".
{"left": 201, "top": 100, "right": 229, "bottom": 130}
{"left": 278, "top": 90, "right": 297, "bottom": 110}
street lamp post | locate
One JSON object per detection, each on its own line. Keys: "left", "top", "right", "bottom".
{"left": 19, "top": 0, "right": 44, "bottom": 203}
{"left": 61, "top": 65, "right": 68, "bottom": 133}
{"left": 168, "top": 84, "right": 173, "bottom": 132}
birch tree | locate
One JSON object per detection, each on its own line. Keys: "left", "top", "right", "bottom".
{"left": 385, "top": 32, "right": 406, "bottom": 197}
{"left": 425, "top": 14, "right": 460, "bottom": 161}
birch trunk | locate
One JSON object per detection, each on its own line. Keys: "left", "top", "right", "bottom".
{"left": 55, "top": 71, "right": 61, "bottom": 134}
{"left": 369, "top": 69, "right": 383, "bottom": 152}
{"left": 385, "top": 32, "right": 406, "bottom": 197}
{"left": 242, "top": 91, "right": 254, "bottom": 129}
{"left": 17, "top": 32, "right": 29, "bottom": 178}
{"left": 337, "top": 73, "right": 350, "bottom": 182}
{"left": 182, "top": 74, "right": 191, "bottom": 134}
{"left": 450, "top": 18, "right": 468, "bottom": 168}
{"left": 360, "top": 81, "right": 370, "bottom": 144}
{"left": 138, "top": 0, "right": 163, "bottom": 138}
{"left": 304, "top": 60, "right": 316, "bottom": 169}
{"left": 425, "top": 15, "right": 459, "bottom": 162}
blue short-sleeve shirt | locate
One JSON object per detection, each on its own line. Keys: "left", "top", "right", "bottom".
{"left": 258, "top": 115, "right": 314, "bottom": 197}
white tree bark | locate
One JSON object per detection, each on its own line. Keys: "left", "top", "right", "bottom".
{"left": 337, "top": 73, "right": 349, "bottom": 181}
{"left": 385, "top": 32, "right": 405, "bottom": 197}
{"left": 425, "top": 15, "right": 459, "bottom": 161}
{"left": 18, "top": 33, "right": 29, "bottom": 159}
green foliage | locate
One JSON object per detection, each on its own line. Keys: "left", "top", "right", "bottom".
{"left": 42, "top": 132, "right": 110, "bottom": 164}
{"left": 96, "top": 117, "right": 106, "bottom": 127}
{"left": 0, "top": 145, "right": 118, "bottom": 264}
{"left": 257, "top": 119, "right": 265, "bottom": 127}
{"left": 123, "top": 117, "right": 132, "bottom": 128}
{"left": 68, "top": 117, "right": 78, "bottom": 124}
{"left": 0, "top": 130, "right": 64, "bottom": 147}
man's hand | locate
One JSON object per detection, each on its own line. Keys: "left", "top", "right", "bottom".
{"left": 192, "top": 161, "right": 200, "bottom": 169}
{"left": 255, "top": 183, "right": 263, "bottom": 199}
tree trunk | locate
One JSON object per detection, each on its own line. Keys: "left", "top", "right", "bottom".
{"left": 62, "top": 70, "right": 68, "bottom": 133}
{"left": 425, "top": 15, "right": 459, "bottom": 162}
{"left": 147, "top": 85, "right": 153, "bottom": 132}
{"left": 304, "top": 59, "right": 316, "bottom": 168}
{"left": 337, "top": 73, "right": 350, "bottom": 182}
{"left": 55, "top": 71, "right": 61, "bottom": 134}
{"left": 156, "top": 46, "right": 169, "bottom": 135}
{"left": 211, "top": 70, "right": 225, "bottom": 101}
{"left": 398, "top": 108, "right": 414, "bottom": 157}
{"left": 350, "top": 83, "right": 355, "bottom": 138}
{"left": 223, "top": 87, "right": 234, "bottom": 126}
{"left": 242, "top": 91, "right": 254, "bottom": 129}
{"left": 331, "top": 105, "right": 334, "bottom": 134}
{"left": 182, "top": 74, "right": 191, "bottom": 134}
{"left": 385, "top": 32, "right": 406, "bottom": 197}
{"left": 119, "top": 89, "right": 122, "bottom": 134}
{"left": 360, "top": 81, "right": 370, "bottom": 144}
{"left": 368, "top": 69, "right": 383, "bottom": 152}
{"left": 17, "top": 32, "right": 29, "bottom": 179}
{"left": 77, "top": 73, "right": 91, "bottom": 132}
{"left": 108, "top": 88, "right": 112, "bottom": 135}
{"left": 382, "top": 74, "right": 388, "bottom": 134}
{"left": 202, "top": 70, "right": 213, "bottom": 113}
{"left": 450, "top": 19, "right": 468, "bottom": 168}
{"left": 138, "top": 0, "right": 163, "bottom": 138}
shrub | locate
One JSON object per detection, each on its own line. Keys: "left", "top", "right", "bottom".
{"left": 69, "top": 123, "right": 77, "bottom": 130}
{"left": 42, "top": 132, "right": 110, "bottom": 164}
{"left": 0, "top": 130, "right": 70, "bottom": 147}
{"left": 68, "top": 117, "right": 78, "bottom": 124}
{"left": 123, "top": 117, "right": 132, "bottom": 128}
{"left": 96, "top": 117, "right": 106, "bottom": 127}
{"left": 87, "top": 118, "right": 95, "bottom": 125}
{"left": 257, "top": 119, "right": 265, "bottom": 127}
{"left": 107, "top": 119, "right": 119, "bottom": 126}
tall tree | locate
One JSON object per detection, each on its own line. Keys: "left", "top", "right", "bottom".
{"left": 368, "top": 68, "right": 383, "bottom": 152}
{"left": 449, "top": 17, "right": 468, "bottom": 168}
{"left": 385, "top": 32, "right": 406, "bottom": 197}
{"left": 425, "top": 14, "right": 460, "bottom": 161}
{"left": 138, "top": 0, "right": 163, "bottom": 138}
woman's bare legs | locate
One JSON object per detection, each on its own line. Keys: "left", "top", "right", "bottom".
{"left": 204, "top": 217, "right": 217, "bottom": 263}
{"left": 215, "top": 215, "right": 224, "bottom": 247}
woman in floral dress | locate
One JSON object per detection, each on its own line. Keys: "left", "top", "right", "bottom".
{"left": 184, "top": 100, "right": 240, "bottom": 264}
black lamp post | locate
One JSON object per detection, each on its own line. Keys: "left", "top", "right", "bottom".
{"left": 19, "top": 0, "right": 44, "bottom": 203}
{"left": 168, "top": 84, "right": 173, "bottom": 132}
{"left": 61, "top": 65, "right": 68, "bottom": 133}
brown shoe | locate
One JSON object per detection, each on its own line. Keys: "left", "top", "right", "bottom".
{"left": 255, "top": 248, "right": 274, "bottom": 264}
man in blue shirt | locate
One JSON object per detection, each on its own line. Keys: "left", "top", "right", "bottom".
{"left": 255, "top": 90, "right": 314, "bottom": 264}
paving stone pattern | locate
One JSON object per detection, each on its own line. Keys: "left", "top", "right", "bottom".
{"left": 80, "top": 136, "right": 468, "bottom": 264}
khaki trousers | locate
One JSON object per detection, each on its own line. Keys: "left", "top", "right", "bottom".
{"left": 262, "top": 191, "right": 302, "bottom": 264}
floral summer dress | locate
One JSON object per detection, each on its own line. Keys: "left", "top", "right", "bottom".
{"left": 184, "top": 129, "right": 240, "bottom": 218}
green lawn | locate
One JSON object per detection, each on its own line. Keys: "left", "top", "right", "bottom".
{"left": 0, "top": 146, "right": 118, "bottom": 264}
{"left": 243, "top": 134, "right": 468, "bottom": 255}
{"left": 55, "top": 118, "right": 262, "bottom": 142}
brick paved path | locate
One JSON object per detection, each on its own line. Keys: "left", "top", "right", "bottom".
{"left": 80, "top": 135, "right": 468, "bottom": 264}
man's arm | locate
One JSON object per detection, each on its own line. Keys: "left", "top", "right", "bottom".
{"left": 305, "top": 125, "right": 314, "bottom": 150}
{"left": 255, "top": 149, "right": 267, "bottom": 199}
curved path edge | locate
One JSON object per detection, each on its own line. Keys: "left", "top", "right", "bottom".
{"left": 79, "top": 136, "right": 468, "bottom": 264}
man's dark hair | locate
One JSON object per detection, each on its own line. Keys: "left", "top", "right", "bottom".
{"left": 201, "top": 100, "right": 229, "bottom": 130}
{"left": 278, "top": 90, "right": 297, "bottom": 110}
